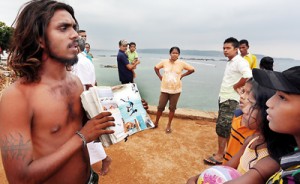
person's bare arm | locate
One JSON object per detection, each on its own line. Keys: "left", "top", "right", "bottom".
{"left": 132, "top": 58, "right": 139, "bottom": 69}
{"left": 126, "top": 60, "right": 140, "bottom": 71}
{"left": 154, "top": 66, "right": 162, "bottom": 81}
{"left": 233, "top": 78, "right": 248, "bottom": 92}
{"left": 180, "top": 69, "right": 194, "bottom": 80}
{"left": 186, "top": 174, "right": 200, "bottom": 184}
{"left": 141, "top": 99, "right": 149, "bottom": 110}
{"left": 224, "top": 156, "right": 280, "bottom": 184}
{"left": 0, "top": 87, "right": 115, "bottom": 183}
{"left": 224, "top": 136, "right": 253, "bottom": 169}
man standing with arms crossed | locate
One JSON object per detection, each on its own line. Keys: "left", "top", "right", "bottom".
{"left": 204, "top": 37, "right": 252, "bottom": 165}
{"left": 0, "top": 1, "right": 115, "bottom": 183}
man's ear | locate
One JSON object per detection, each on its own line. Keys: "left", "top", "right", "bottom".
{"left": 39, "top": 38, "right": 45, "bottom": 49}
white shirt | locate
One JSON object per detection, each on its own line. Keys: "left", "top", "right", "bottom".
{"left": 219, "top": 55, "right": 252, "bottom": 103}
{"left": 72, "top": 52, "right": 96, "bottom": 89}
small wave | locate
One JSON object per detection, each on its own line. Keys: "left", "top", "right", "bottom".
{"left": 187, "top": 61, "right": 216, "bottom": 67}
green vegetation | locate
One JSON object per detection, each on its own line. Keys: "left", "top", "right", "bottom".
{"left": 0, "top": 21, "right": 14, "bottom": 51}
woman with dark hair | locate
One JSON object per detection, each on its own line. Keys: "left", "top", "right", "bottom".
{"left": 224, "top": 79, "right": 277, "bottom": 173}
{"left": 253, "top": 67, "right": 299, "bottom": 183}
{"left": 154, "top": 47, "right": 195, "bottom": 133}
{"left": 187, "top": 79, "right": 280, "bottom": 184}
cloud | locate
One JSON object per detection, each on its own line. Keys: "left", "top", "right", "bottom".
{"left": 1, "top": 0, "right": 300, "bottom": 59}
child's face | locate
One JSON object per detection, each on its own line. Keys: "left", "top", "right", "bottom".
{"left": 129, "top": 45, "right": 136, "bottom": 52}
{"left": 266, "top": 91, "right": 300, "bottom": 135}
{"left": 239, "top": 82, "right": 252, "bottom": 111}
{"left": 242, "top": 91, "right": 259, "bottom": 130}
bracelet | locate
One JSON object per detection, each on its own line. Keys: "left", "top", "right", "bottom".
{"left": 76, "top": 131, "right": 87, "bottom": 147}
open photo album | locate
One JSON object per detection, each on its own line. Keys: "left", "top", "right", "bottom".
{"left": 81, "top": 83, "right": 155, "bottom": 147}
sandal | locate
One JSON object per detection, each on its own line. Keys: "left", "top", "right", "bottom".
{"left": 203, "top": 156, "right": 223, "bottom": 165}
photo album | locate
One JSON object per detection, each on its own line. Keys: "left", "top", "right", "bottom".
{"left": 81, "top": 83, "right": 155, "bottom": 147}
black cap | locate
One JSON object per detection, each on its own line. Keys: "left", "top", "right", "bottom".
{"left": 253, "top": 66, "right": 300, "bottom": 94}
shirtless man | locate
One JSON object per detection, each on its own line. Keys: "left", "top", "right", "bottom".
{"left": 0, "top": 1, "right": 115, "bottom": 183}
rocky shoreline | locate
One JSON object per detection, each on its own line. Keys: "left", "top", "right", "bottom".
{"left": 147, "top": 105, "right": 217, "bottom": 122}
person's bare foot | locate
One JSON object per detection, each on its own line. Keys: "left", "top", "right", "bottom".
{"left": 165, "top": 125, "right": 172, "bottom": 134}
{"left": 153, "top": 122, "right": 159, "bottom": 128}
{"left": 99, "top": 156, "right": 112, "bottom": 176}
{"left": 165, "top": 128, "right": 172, "bottom": 134}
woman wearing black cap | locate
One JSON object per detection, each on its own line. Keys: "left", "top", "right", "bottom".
{"left": 253, "top": 66, "right": 300, "bottom": 183}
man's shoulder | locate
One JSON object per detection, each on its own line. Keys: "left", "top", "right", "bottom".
{"left": 78, "top": 53, "right": 91, "bottom": 63}
{"left": 117, "top": 51, "right": 126, "bottom": 58}
{"left": 233, "top": 55, "right": 245, "bottom": 61}
{"left": 233, "top": 55, "right": 249, "bottom": 65}
{"left": 249, "top": 53, "right": 257, "bottom": 60}
{"left": 0, "top": 79, "right": 30, "bottom": 102}
{"left": 118, "top": 50, "right": 125, "bottom": 54}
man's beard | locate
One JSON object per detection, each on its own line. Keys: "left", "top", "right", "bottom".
{"left": 45, "top": 39, "right": 78, "bottom": 67}
{"left": 48, "top": 50, "right": 78, "bottom": 67}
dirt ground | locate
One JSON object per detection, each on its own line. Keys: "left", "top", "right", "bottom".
{"left": 0, "top": 114, "right": 217, "bottom": 184}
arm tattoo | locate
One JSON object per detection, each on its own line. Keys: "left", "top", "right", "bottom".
{"left": 0, "top": 133, "right": 31, "bottom": 161}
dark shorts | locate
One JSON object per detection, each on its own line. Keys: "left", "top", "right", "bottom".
{"left": 216, "top": 99, "right": 239, "bottom": 138}
{"left": 121, "top": 80, "right": 133, "bottom": 84}
{"left": 157, "top": 92, "right": 181, "bottom": 112}
{"left": 86, "top": 169, "right": 99, "bottom": 184}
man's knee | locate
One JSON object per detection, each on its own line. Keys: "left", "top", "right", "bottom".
{"left": 216, "top": 100, "right": 238, "bottom": 137}
{"left": 157, "top": 106, "right": 165, "bottom": 112}
{"left": 216, "top": 123, "right": 231, "bottom": 138}
{"left": 168, "top": 106, "right": 176, "bottom": 112}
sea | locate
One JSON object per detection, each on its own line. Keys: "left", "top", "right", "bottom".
{"left": 91, "top": 49, "right": 300, "bottom": 112}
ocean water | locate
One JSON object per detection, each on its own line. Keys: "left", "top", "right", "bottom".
{"left": 91, "top": 50, "right": 300, "bottom": 111}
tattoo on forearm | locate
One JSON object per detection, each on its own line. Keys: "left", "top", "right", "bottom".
{"left": 0, "top": 133, "right": 31, "bottom": 160}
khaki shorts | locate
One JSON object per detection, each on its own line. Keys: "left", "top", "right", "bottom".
{"left": 157, "top": 92, "right": 181, "bottom": 112}
{"left": 216, "top": 99, "right": 239, "bottom": 138}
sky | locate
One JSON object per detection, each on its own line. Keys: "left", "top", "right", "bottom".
{"left": 1, "top": 0, "right": 300, "bottom": 60}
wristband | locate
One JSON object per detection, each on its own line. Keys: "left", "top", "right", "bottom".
{"left": 76, "top": 131, "right": 87, "bottom": 147}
